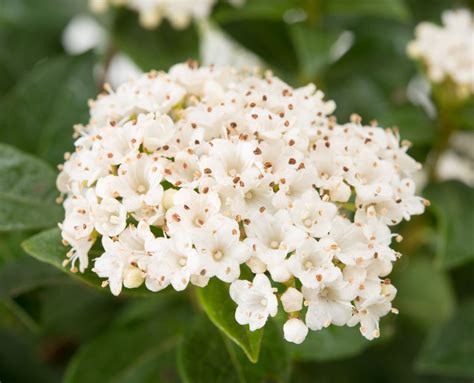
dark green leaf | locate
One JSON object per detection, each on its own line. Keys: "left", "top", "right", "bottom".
{"left": 0, "top": 329, "right": 60, "bottom": 383}
{"left": 393, "top": 256, "right": 455, "bottom": 330}
{"left": 0, "top": 231, "right": 32, "bottom": 265}
{"left": 0, "top": 143, "right": 62, "bottom": 231}
{"left": 178, "top": 315, "right": 290, "bottom": 383}
{"left": 0, "top": 0, "right": 87, "bottom": 93}
{"left": 64, "top": 296, "right": 190, "bottom": 383}
{"left": 0, "top": 256, "right": 66, "bottom": 299}
{"left": 424, "top": 181, "right": 474, "bottom": 269}
{"left": 325, "top": 0, "right": 411, "bottom": 21}
{"left": 0, "top": 53, "right": 97, "bottom": 165}
{"left": 416, "top": 299, "right": 474, "bottom": 378}
{"left": 21, "top": 228, "right": 156, "bottom": 296}
{"left": 112, "top": 9, "right": 199, "bottom": 71}
{"left": 289, "top": 23, "right": 340, "bottom": 81}
{"left": 379, "top": 105, "right": 436, "bottom": 145}
{"left": 37, "top": 284, "right": 121, "bottom": 342}
{"left": 289, "top": 325, "right": 385, "bottom": 362}
{"left": 213, "top": 0, "right": 298, "bottom": 76}
{"left": 213, "top": 0, "right": 293, "bottom": 23}
{"left": 197, "top": 277, "right": 263, "bottom": 363}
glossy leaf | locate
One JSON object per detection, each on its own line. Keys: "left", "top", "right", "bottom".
{"left": 424, "top": 181, "right": 474, "bottom": 269}
{"left": 21, "top": 228, "right": 156, "bottom": 296}
{"left": 416, "top": 299, "right": 474, "bottom": 378}
{"left": 112, "top": 9, "right": 199, "bottom": 72}
{"left": 0, "top": 0, "right": 86, "bottom": 93}
{"left": 178, "top": 315, "right": 290, "bottom": 383}
{"left": 0, "top": 53, "right": 97, "bottom": 165}
{"left": 393, "top": 256, "right": 455, "bottom": 330}
{"left": 289, "top": 325, "right": 384, "bottom": 362}
{"left": 0, "top": 256, "right": 66, "bottom": 299}
{"left": 64, "top": 296, "right": 190, "bottom": 383}
{"left": 325, "top": 0, "right": 410, "bottom": 21}
{"left": 0, "top": 144, "right": 62, "bottom": 231}
{"left": 197, "top": 277, "right": 263, "bottom": 363}
{"left": 289, "top": 23, "right": 340, "bottom": 81}
{"left": 213, "top": 0, "right": 298, "bottom": 75}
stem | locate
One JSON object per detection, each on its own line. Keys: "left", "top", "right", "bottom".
{"left": 3, "top": 298, "right": 40, "bottom": 334}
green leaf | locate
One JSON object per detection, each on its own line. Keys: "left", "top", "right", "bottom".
{"left": 178, "top": 315, "right": 290, "bottom": 383}
{"left": 416, "top": 299, "right": 474, "bottom": 379}
{"left": 0, "top": 0, "right": 87, "bottom": 93}
{"left": 0, "top": 231, "right": 32, "bottom": 265}
{"left": 424, "top": 181, "right": 474, "bottom": 269}
{"left": 213, "top": 0, "right": 293, "bottom": 23}
{"left": 64, "top": 296, "right": 190, "bottom": 383}
{"left": 197, "top": 277, "right": 263, "bottom": 363}
{"left": 0, "top": 53, "right": 97, "bottom": 165}
{"left": 325, "top": 0, "right": 411, "bottom": 21}
{"left": 393, "top": 256, "right": 455, "bottom": 330}
{"left": 21, "top": 228, "right": 156, "bottom": 296}
{"left": 289, "top": 325, "right": 385, "bottom": 362}
{"left": 38, "top": 284, "right": 121, "bottom": 341}
{"left": 112, "top": 9, "right": 199, "bottom": 71}
{"left": 0, "top": 143, "right": 62, "bottom": 231}
{"left": 213, "top": 0, "right": 298, "bottom": 76}
{"left": 289, "top": 23, "right": 340, "bottom": 81}
{"left": 0, "top": 256, "right": 66, "bottom": 299}
{"left": 379, "top": 105, "right": 436, "bottom": 145}
{"left": 0, "top": 329, "right": 59, "bottom": 383}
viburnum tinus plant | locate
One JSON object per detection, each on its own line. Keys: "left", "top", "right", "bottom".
{"left": 56, "top": 61, "right": 427, "bottom": 345}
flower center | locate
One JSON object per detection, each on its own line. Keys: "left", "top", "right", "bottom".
{"left": 213, "top": 250, "right": 224, "bottom": 261}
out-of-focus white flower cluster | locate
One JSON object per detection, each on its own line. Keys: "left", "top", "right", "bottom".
{"left": 407, "top": 9, "right": 474, "bottom": 97}
{"left": 57, "top": 62, "right": 427, "bottom": 343}
{"left": 90, "top": 0, "right": 217, "bottom": 29}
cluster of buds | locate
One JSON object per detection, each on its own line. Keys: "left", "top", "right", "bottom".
{"left": 407, "top": 9, "right": 474, "bottom": 98}
{"left": 57, "top": 62, "right": 426, "bottom": 343}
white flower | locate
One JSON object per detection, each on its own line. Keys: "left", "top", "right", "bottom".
{"left": 116, "top": 154, "right": 164, "bottom": 212}
{"left": 303, "top": 277, "right": 356, "bottom": 331}
{"left": 287, "top": 238, "right": 340, "bottom": 289}
{"left": 165, "top": 188, "right": 221, "bottom": 238}
{"left": 91, "top": 197, "right": 127, "bottom": 237}
{"left": 348, "top": 283, "right": 397, "bottom": 340}
{"left": 290, "top": 190, "right": 337, "bottom": 238}
{"left": 57, "top": 62, "right": 425, "bottom": 344}
{"left": 141, "top": 232, "right": 199, "bottom": 292}
{"left": 194, "top": 216, "right": 249, "bottom": 283}
{"left": 245, "top": 210, "right": 306, "bottom": 282}
{"left": 230, "top": 274, "right": 278, "bottom": 331}
{"left": 281, "top": 287, "right": 303, "bottom": 313}
{"left": 92, "top": 225, "right": 149, "bottom": 295}
{"left": 283, "top": 318, "right": 308, "bottom": 344}
{"left": 407, "top": 9, "right": 474, "bottom": 95}
{"left": 90, "top": 0, "right": 218, "bottom": 29}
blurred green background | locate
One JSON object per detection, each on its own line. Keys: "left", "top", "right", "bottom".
{"left": 0, "top": 0, "right": 473, "bottom": 382}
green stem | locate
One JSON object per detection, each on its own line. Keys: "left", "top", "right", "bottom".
{"left": 2, "top": 298, "right": 40, "bottom": 334}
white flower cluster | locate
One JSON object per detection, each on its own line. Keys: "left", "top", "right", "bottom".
{"left": 407, "top": 9, "right": 474, "bottom": 96}
{"left": 90, "top": 0, "right": 216, "bottom": 29}
{"left": 57, "top": 62, "right": 427, "bottom": 343}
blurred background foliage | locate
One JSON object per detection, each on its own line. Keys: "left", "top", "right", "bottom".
{"left": 0, "top": 0, "right": 473, "bottom": 382}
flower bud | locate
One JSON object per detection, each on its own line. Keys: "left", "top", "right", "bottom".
{"left": 123, "top": 267, "right": 144, "bottom": 289}
{"left": 281, "top": 287, "right": 303, "bottom": 313}
{"left": 283, "top": 318, "right": 308, "bottom": 344}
